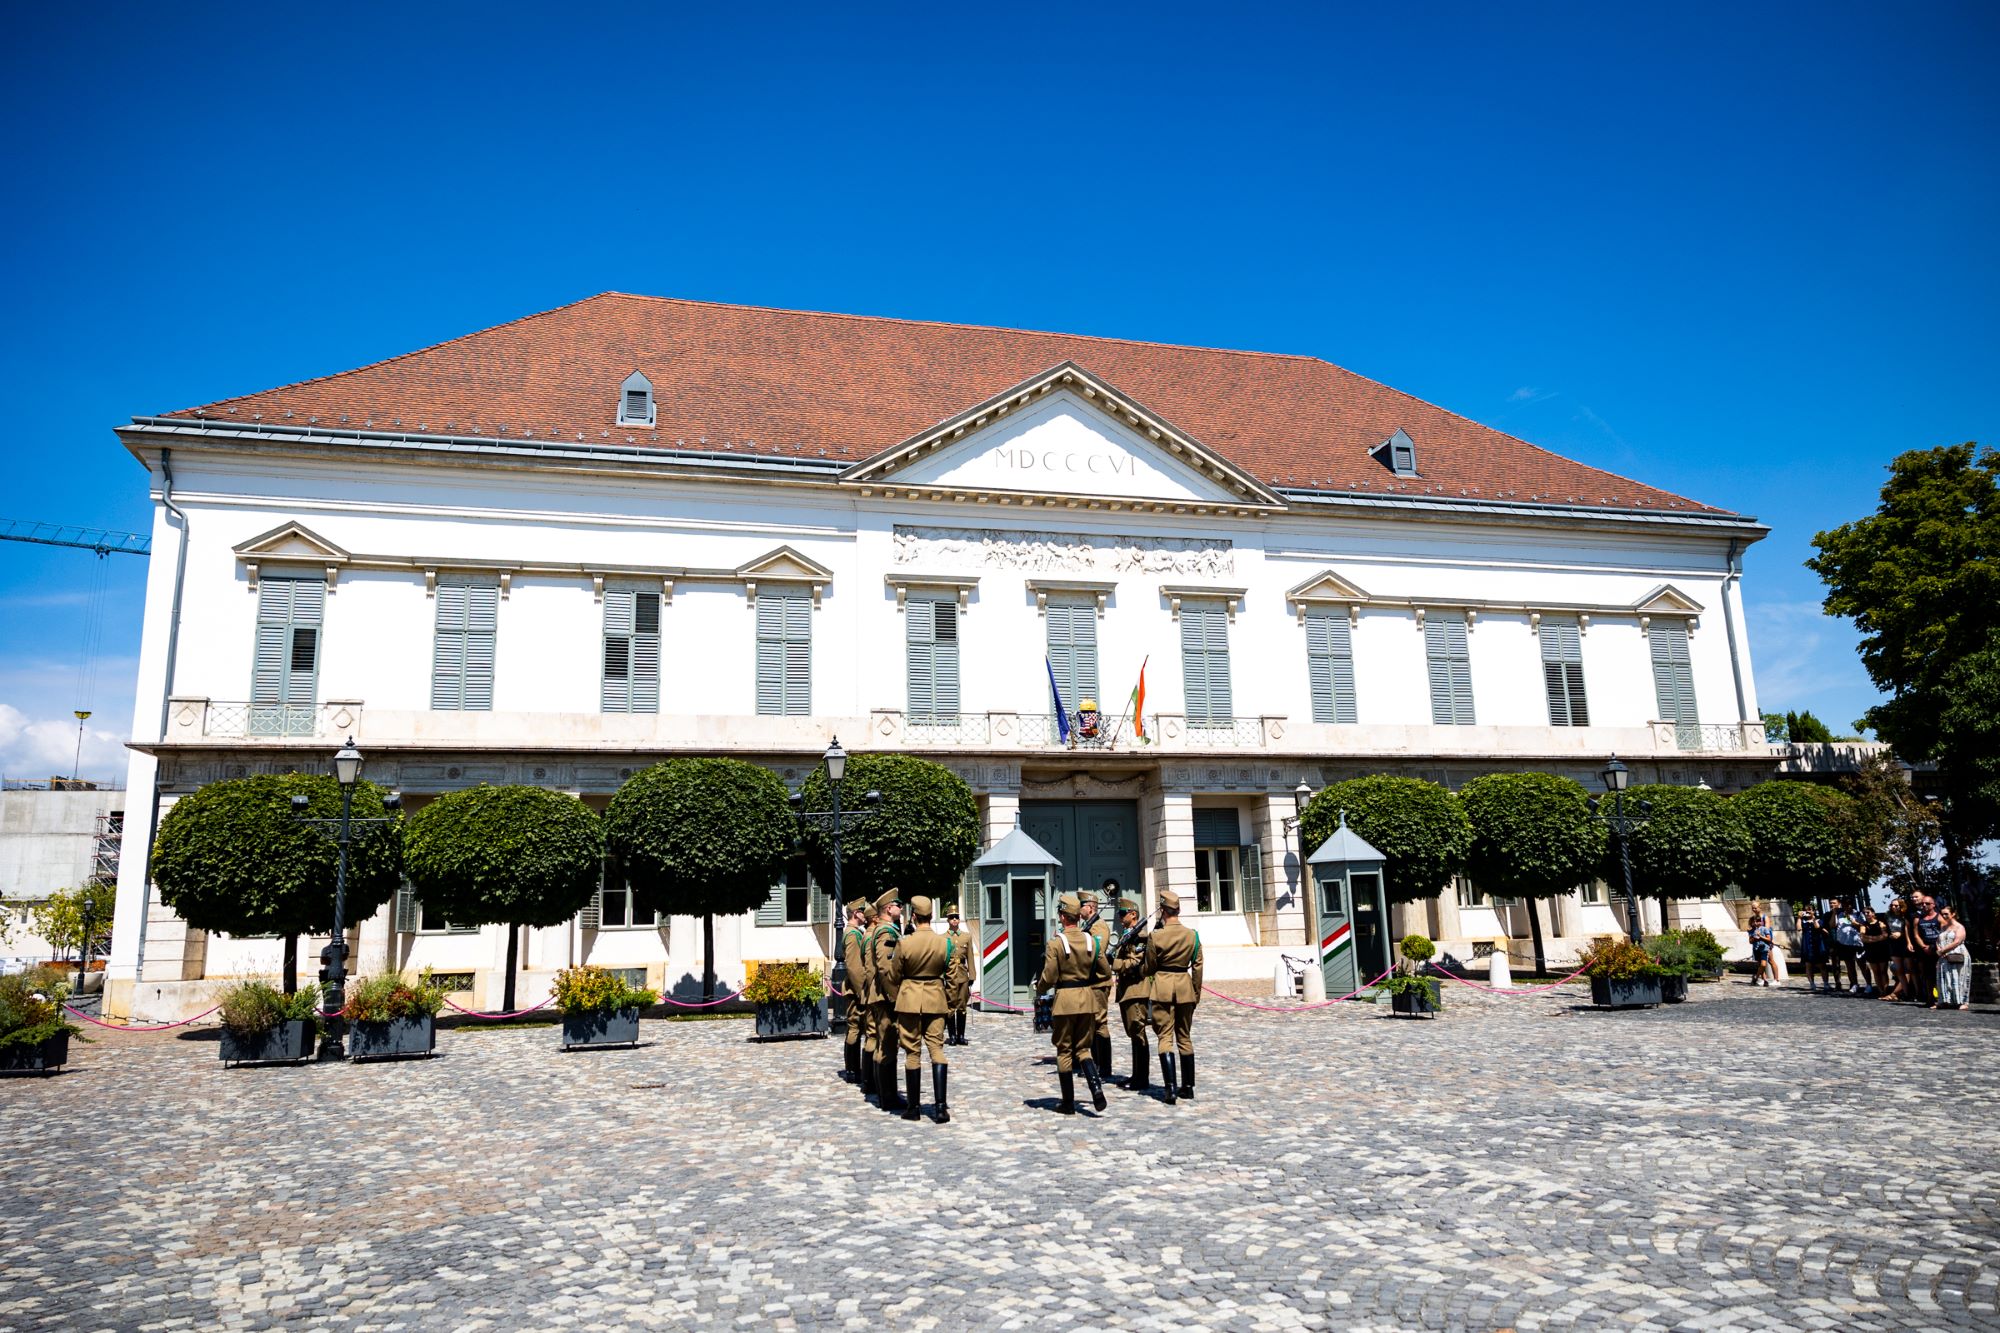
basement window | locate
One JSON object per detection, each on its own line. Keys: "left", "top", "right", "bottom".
{"left": 1373, "top": 428, "right": 1418, "bottom": 477}
{"left": 617, "top": 370, "right": 655, "bottom": 427}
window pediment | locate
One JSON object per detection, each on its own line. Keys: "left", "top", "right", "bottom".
{"left": 1285, "top": 569, "right": 1371, "bottom": 624}
{"left": 737, "top": 546, "right": 833, "bottom": 607}
{"left": 234, "top": 521, "right": 349, "bottom": 593}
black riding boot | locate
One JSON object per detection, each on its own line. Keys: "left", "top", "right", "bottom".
{"left": 880, "top": 1054, "right": 905, "bottom": 1111}
{"left": 959, "top": 1011, "right": 970, "bottom": 1047}
{"left": 1057, "top": 1071, "right": 1077, "bottom": 1114}
{"left": 933, "top": 1065, "right": 951, "bottom": 1123}
{"left": 1094, "top": 1035, "right": 1112, "bottom": 1080}
{"left": 1080, "top": 1058, "right": 1108, "bottom": 1111}
{"left": 1160, "top": 1053, "right": 1178, "bottom": 1104}
{"left": 1180, "top": 1052, "right": 1195, "bottom": 1100}
{"left": 1127, "top": 1038, "right": 1149, "bottom": 1089}
{"left": 948, "top": 1012, "right": 962, "bottom": 1046}
{"left": 902, "top": 1068, "right": 922, "bottom": 1121}
{"left": 859, "top": 1046, "right": 875, "bottom": 1098}
{"left": 843, "top": 1040, "right": 859, "bottom": 1083}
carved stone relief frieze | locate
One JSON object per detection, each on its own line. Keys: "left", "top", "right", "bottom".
{"left": 893, "top": 525, "right": 1233, "bottom": 577}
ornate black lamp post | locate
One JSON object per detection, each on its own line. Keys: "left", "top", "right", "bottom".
{"left": 790, "top": 737, "right": 880, "bottom": 1043}
{"left": 1588, "top": 755, "right": 1652, "bottom": 944}
{"left": 291, "top": 737, "right": 398, "bottom": 1059}
{"left": 1281, "top": 778, "right": 1320, "bottom": 994}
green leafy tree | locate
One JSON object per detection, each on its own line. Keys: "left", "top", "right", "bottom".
{"left": 30, "top": 884, "right": 116, "bottom": 990}
{"left": 1460, "top": 773, "right": 1607, "bottom": 976}
{"left": 604, "top": 758, "right": 792, "bottom": 1000}
{"left": 1301, "top": 776, "right": 1471, "bottom": 906}
{"left": 1614, "top": 783, "right": 1753, "bottom": 931}
{"left": 1733, "top": 780, "right": 1871, "bottom": 905}
{"left": 152, "top": 773, "right": 402, "bottom": 992}
{"left": 797, "top": 753, "right": 981, "bottom": 902}
{"left": 1809, "top": 442, "right": 2000, "bottom": 852}
{"left": 403, "top": 785, "right": 605, "bottom": 1012}
{"left": 1783, "top": 710, "right": 1837, "bottom": 744}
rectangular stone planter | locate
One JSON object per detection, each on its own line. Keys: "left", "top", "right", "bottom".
{"left": 220, "top": 1019, "right": 314, "bottom": 1066}
{"left": 561, "top": 1007, "right": 641, "bottom": 1050}
{"left": 347, "top": 1014, "right": 435, "bottom": 1061}
{"left": 0, "top": 1031, "right": 70, "bottom": 1074}
{"left": 754, "top": 1000, "right": 826, "bottom": 1040}
{"left": 1590, "top": 976, "right": 1663, "bottom": 1009}
{"left": 1660, "top": 975, "right": 1689, "bottom": 1004}
{"left": 1390, "top": 990, "right": 1438, "bottom": 1018}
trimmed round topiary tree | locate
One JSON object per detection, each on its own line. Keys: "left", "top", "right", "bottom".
{"left": 1301, "top": 775, "right": 1471, "bottom": 906}
{"left": 1460, "top": 772, "right": 1608, "bottom": 976}
{"left": 1734, "top": 780, "right": 1871, "bottom": 904}
{"left": 151, "top": 773, "right": 402, "bottom": 992}
{"left": 604, "top": 758, "right": 793, "bottom": 1000}
{"left": 797, "top": 752, "right": 981, "bottom": 902}
{"left": 403, "top": 784, "right": 605, "bottom": 1012}
{"left": 1613, "top": 783, "right": 1752, "bottom": 933}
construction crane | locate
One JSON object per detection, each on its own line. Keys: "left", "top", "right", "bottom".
{"left": 0, "top": 519, "right": 150, "bottom": 556}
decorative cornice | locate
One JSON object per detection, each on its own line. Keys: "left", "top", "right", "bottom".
{"left": 1024, "top": 578, "right": 1117, "bottom": 616}
{"left": 884, "top": 573, "right": 978, "bottom": 610}
{"left": 1161, "top": 585, "right": 1249, "bottom": 622}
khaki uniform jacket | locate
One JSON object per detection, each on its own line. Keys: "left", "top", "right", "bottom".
{"left": 843, "top": 927, "right": 873, "bottom": 1006}
{"left": 945, "top": 927, "right": 975, "bottom": 1007}
{"left": 1112, "top": 927, "right": 1152, "bottom": 1005}
{"left": 1037, "top": 925, "right": 1112, "bottom": 1016}
{"left": 868, "top": 923, "right": 904, "bottom": 1007}
{"left": 889, "top": 926, "right": 951, "bottom": 1016}
{"left": 1142, "top": 920, "right": 1203, "bottom": 1004}
{"left": 1087, "top": 918, "right": 1115, "bottom": 996}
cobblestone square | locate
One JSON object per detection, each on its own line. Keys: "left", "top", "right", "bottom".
{"left": 4, "top": 981, "right": 1995, "bottom": 1331}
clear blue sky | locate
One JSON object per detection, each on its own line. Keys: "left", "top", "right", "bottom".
{"left": 1, "top": 2, "right": 1994, "bottom": 782}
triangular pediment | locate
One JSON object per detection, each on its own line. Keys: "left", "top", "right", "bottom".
{"left": 1286, "top": 569, "right": 1371, "bottom": 604}
{"left": 841, "top": 363, "right": 1284, "bottom": 511}
{"left": 736, "top": 545, "right": 834, "bottom": 582}
{"left": 234, "top": 521, "right": 350, "bottom": 562}
{"left": 1633, "top": 583, "right": 1703, "bottom": 615}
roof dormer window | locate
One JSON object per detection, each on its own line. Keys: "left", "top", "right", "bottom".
{"left": 1373, "top": 428, "right": 1418, "bottom": 477}
{"left": 617, "top": 370, "right": 655, "bottom": 427}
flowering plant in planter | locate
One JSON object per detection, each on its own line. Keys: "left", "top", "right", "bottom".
{"left": 1375, "top": 934, "right": 1442, "bottom": 1012}
{"left": 551, "top": 966, "right": 657, "bottom": 1015}
{"left": 742, "top": 963, "right": 826, "bottom": 1005}
{"left": 218, "top": 980, "right": 324, "bottom": 1037}
{"left": 0, "top": 971, "right": 81, "bottom": 1054}
{"left": 1578, "top": 937, "right": 1667, "bottom": 981}
{"left": 341, "top": 971, "right": 448, "bottom": 1023}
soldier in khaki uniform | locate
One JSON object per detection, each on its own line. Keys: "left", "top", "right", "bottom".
{"left": 1081, "top": 884, "right": 1117, "bottom": 1078}
{"left": 944, "top": 904, "right": 974, "bottom": 1046}
{"left": 1109, "top": 895, "right": 1153, "bottom": 1091}
{"left": 885, "top": 895, "right": 954, "bottom": 1122}
{"left": 840, "top": 897, "right": 871, "bottom": 1088}
{"left": 1036, "top": 892, "right": 1112, "bottom": 1114}
{"left": 1142, "top": 888, "right": 1202, "bottom": 1103}
{"left": 866, "top": 889, "right": 907, "bottom": 1111}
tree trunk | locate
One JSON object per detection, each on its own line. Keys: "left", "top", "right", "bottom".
{"left": 702, "top": 914, "right": 716, "bottom": 1002}
{"left": 503, "top": 923, "right": 519, "bottom": 1013}
{"left": 1658, "top": 893, "right": 1672, "bottom": 936}
{"left": 1525, "top": 897, "right": 1548, "bottom": 977}
{"left": 283, "top": 935, "right": 298, "bottom": 994}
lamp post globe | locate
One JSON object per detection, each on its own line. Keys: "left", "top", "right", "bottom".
{"left": 334, "top": 737, "right": 363, "bottom": 787}
{"left": 1602, "top": 755, "right": 1629, "bottom": 793}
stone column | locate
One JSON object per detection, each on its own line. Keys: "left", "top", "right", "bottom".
{"left": 1154, "top": 792, "right": 1196, "bottom": 917}
{"left": 1252, "top": 792, "right": 1306, "bottom": 947}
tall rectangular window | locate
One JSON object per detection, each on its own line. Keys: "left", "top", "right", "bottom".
{"left": 1540, "top": 617, "right": 1589, "bottom": 727}
{"left": 1304, "top": 609, "right": 1358, "bottom": 724}
{"left": 602, "top": 589, "right": 662, "bottom": 714}
{"left": 1179, "top": 603, "right": 1233, "bottom": 725}
{"left": 1044, "top": 599, "right": 1098, "bottom": 712}
{"left": 1649, "top": 620, "right": 1699, "bottom": 732}
{"left": 1424, "top": 614, "right": 1475, "bottom": 725}
{"left": 1192, "top": 808, "right": 1242, "bottom": 913}
{"left": 905, "top": 595, "right": 960, "bottom": 722}
{"left": 431, "top": 578, "right": 499, "bottom": 711}
{"left": 755, "top": 588, "right": 811, "bottom": 716}
{"left": 251, "top": 576, "right": 323, "bottom": 736}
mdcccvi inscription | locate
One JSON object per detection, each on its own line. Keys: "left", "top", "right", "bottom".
{"left": 986, "top": 446, "right": 1140, "bottom": 478}
{"left": 892, "top": 525, "right": 1234, "bottom": 576}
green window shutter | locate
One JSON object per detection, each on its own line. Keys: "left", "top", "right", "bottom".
{"left": 431, "top": 579, "right": 496, "bottom": 711}
{"left": 1541, "top": 618, "right": 1589, "bottom": 727}
{"left": 602, "top": 588, "right": 634, "bottom": 713}
{"left": 431, "top": 582, "right": 467, "bottom": 710}
{"left": 631, "top": 592, "right": 661, "bottom": 713}
{"left": 1239, "top": 842, "right": 1264, "bottom": 913}
{"left": 754, "top": 879, "right": 786, "bottom": 925}
{"left": 1649, "top": 620, "right": 1699, "bottom": 729}
{"left": 1180, "top": 604, "right": 1233, "bottom": 724}
{"left": 1045, "top": 600, "right": 1099, "bottom": 708}
{"left": 1304, "top": 610, "right": 1357, "bottom": 724}
{"left": 1192, "top": 808, "right": 1240, "bottom": 847}
{"left": 932, "top": 599, "right": 959, "bottom": 720}
{"left": 463, "top": 584, "right": 498, "bottom": 711}
{"left": 580, "top": 865, "right": 603, "bottom": 931}
{"left": 906, "top": 598, "right": 936, "bottom": 720}
{"left": 1425, "top": 615, "right": 1476, "bottom": 725}
{"left": 253, "top": 577, "right": 322, "bottom": 733}
{"left": 756, "top": 589, "right": 811, "bottom": 716}
{"left": 809, "top": 878, "right": 831, "bottom": 924}
{"left": 394, "top": 880, "right": 418, "bottom": 934}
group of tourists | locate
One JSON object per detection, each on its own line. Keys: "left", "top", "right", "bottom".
{"left": 835, "top": 879, "right": 1204, "bottom": 1123}
{"left": 1748, "top": 894, "right": 1973, "bottom": 1009}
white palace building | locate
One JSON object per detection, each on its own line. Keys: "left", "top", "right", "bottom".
{"left": 105, "top": 294, "right": 1778, "bottom": 1018}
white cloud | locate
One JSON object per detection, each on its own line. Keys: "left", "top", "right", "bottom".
{"left": 0, "top": 702, "right": 131, "bottom": 785}
{"left": 1743, "top": 600, "right": 1884, "bottom": 730}
{"left": 1509, "top": 386, "right": 1540, "bottom": 402}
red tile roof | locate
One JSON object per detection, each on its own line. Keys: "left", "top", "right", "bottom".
{"left": 161, "top": 292, "right": 1730, "bottom": 516}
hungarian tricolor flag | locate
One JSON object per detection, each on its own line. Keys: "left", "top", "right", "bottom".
{"left": 1128, "top": 658, "right": 1150, "bottom": 744}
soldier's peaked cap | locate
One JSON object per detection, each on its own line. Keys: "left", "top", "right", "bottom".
{"left": 845, "top": 896, "right": 868, "bottom": 913}
{"left": 1078, "top": 889, "right": 1098, "bottom": 905}
{"left": 873, "top": 889, "right": 900, "bottom": 911}
{"left": 1057, "top": 892, "right": 1082, "bottom": 916}
{"left": 909, "top": 895, "right": 934, "bottom": 918}
{"left": 1118, "top": 897, "right": 1141, "bottom": 913}
{"left": 945, "top": 903, "right": 961, "bottom": 917}
{"left": 1158, "top": 888, "right": 1182, "bottom": 911}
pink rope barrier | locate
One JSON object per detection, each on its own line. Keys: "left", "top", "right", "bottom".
{"left": 971, "top": 992, "right": 1032, "bottom": 1013}
{"left": 1429, "top": 961, "right": 1591, "bottom": 995}
{"left": 1200, "top": 967, "right": 1395, "bottom": 1013}
{"left": 656, "top": 987, "right": 748, "bottom": 1009}
{"left": 62, "top": 1003, "right": 222, "bottom": 1032}
{"left": 440, "top": 995, "right": 558, "bottom": 1019}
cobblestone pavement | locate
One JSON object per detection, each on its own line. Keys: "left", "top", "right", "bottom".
{"left": 4, "top": 980, "right": 1996, "bottom": 1332}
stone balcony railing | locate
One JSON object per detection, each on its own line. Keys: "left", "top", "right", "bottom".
{"left": 159, "top": 698, "right": 1779, "bottom": 761}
